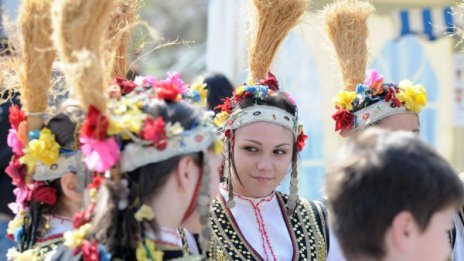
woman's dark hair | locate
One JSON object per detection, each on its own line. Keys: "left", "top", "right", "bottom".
{"left": 229, "top": 91, "right": 299, "bottom": 213}
{"left": 203, "top": 72, "right": 234, "bottom": 113}
{"left": 93, "top": 101, "right": 205, "bottom": 260}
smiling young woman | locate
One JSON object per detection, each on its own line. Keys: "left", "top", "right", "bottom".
{"left": 206, "top": 0, "right": 336, "bottom": 260}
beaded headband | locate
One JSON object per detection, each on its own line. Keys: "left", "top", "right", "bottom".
{"left": 214, "top": 74, "right": 307, "bottom": 151}
{"left": 332, "top": 69, "right": 427, "bottom": 133}
{"left": 229, "top": 105, "right": 298, "bottom": 136}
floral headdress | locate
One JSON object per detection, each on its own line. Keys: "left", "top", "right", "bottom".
{"left": 332, "top": 69, "right": 427, "bottom": 133}
{"left": 3, "top": 0, "right": 91, "bottom": 255}
{"left": 214, "top": 74, "right": 307, "bottom": 152}
{"left": 78, "top": 72, "right": 217, "bottom": 174}
{"left": 324, "top": 0, "right": 427, "bottom": 135}
{"left": 214, "top": 73, "right": 308, "bottom": 214}
{"left": 64, "top": 73, "right": 221, "bottom": 259}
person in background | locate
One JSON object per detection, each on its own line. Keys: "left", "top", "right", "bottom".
{"left": 325, "top": 128, "right": 464, "bottom": 261}
{"left": 203, "top": 72, "right": 234, "bottom": 114}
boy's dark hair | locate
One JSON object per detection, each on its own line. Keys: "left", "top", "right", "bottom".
{"left": 325, "top": 128, "right": 464, "bottom": 260}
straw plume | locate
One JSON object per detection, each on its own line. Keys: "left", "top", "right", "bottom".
{"left": 248, "top": 0, "right": 309, "bottom": 82}
{"left": 105, "top": 0, "right": 139, "bottom": 78}
{"left": 18, "top": 0, "right": 55, "bottom": 114}
{"left": 323, "top": 0, "right": 374, "bottom": 91}
{"left": 52, "top": 0, "right": 118, "bottom": 113}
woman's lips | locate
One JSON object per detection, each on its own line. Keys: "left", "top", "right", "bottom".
{"left": 252, "top": 176, "right": 273, "bottom": 182}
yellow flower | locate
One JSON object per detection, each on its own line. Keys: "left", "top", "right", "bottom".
{"left": 20, "top": 128, "right": 60, "bottom": 173}
{"left": 396, "top": 80, "right": 427, "bottom": 113}
{"left": 7, "top": 211, "right": 25, "bottom": 235}
{"left": 63, "top": 223, "right": 92, "bottom": 248}
{"left": 88, "top": 188, "right": 97, "bottom": 203}
{"left": 213, "top": 138, "right": 224, "bottom": 155}
{"left": 136, "top": 239, "right": 164, "bottom": 261}
{"left": 108, "top": 107, "right": 147, "bottom": 137}
{"left": 190, "top": 78, "right": 208, "bottom": 107}
{"left": 333, "top": 91, "right": 357, "bottom": 110}
{"left": 166, "top": 122, "right": 184, "bottom": 137}
{"left": 234, "top": 86, "right": 245, "bottom": 96}
{"left": 134, "top": 205, "right": 155, "bottom": 221}
{"left": 12, "top": 249, "right": 38, "bottom": 261}
{"left": 214, "top": 112, "right": 229, "bottom": 127}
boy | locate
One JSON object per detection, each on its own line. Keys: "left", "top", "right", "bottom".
{"left": 325, "top": 128, "right": 464, "bottom": 261}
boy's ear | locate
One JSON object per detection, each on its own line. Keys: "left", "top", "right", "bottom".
{"left": 390, "top": 211, "right": 417, "bottom": 252}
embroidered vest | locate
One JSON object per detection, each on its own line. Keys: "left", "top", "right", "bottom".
{"left": 208, "top": 192, "right": 329, "bottom": 261}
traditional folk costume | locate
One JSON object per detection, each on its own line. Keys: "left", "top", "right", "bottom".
{"left": 323, "top": 0, "right": 427, "bottom": 136}
{"left": 322, "top": 1, "right": 428, "bottom": 260}
{"left": 1, "top": 1, "right": 94, "bottom": 260}
{"left": 46, "top": 0, "right": 221, "bottom": 259}
{"left": 208, "top": 0, "right": 332, "bottom": 260}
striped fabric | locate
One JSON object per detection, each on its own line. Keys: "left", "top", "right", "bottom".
{"left": 397, "top": 6, "right": 454, "bottom": 41}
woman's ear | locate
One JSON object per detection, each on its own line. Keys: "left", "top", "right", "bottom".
{"left": 60, "top": 172, "right": 83, "bottom": 202}
{"left": 175, "top": 156, "right": 199, "bottom": 192}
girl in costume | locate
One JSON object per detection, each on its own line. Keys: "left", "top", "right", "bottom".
{"left": 322, "top": 1, "right": 428, "bottom": 260}
{"left": 208, "top": 0, "right": 334, "bottom": 260}
{"left": 323, "top": 0, "right": 427, "bottom": 137}
{"left": 3, "top": 1, "right": 92, "bottom": 260}
{"left": 48, "top": 0, "right": 222, "bottom": 260}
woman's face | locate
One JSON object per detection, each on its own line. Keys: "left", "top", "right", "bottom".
{"left": 231, "top": 121, "right": 293, "bottom": 198}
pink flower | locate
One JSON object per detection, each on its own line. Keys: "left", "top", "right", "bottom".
{"left": 9, "top": 185, "right": 30, "bottom": 213}
{"left": 144, "top": 75, "right": 156, "bottom": 87}
{"left": 80, "top": 137, "right": 120, "bottom": 172}
{"left": 7, "top": 129, "right": 24, "bottom": 156}
{"left": 363, "top": 69, "right": 384, "bottom": 88}
{"left": 284, "top": 92, "right": 296, "bottom": 106}
{"left": 166, "top": 72, "right": 186, "bottom": 94}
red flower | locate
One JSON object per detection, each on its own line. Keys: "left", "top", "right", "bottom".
{"left": 87, "top": 175, "right": 104, "bottom": 190}
{"left": 385, "top": 87, "right": 401, "bottom": 107}
{"left": 215, "top": 97, "right": 233, "bottom": 113}
{"left": 259, "top": 72, "right": 279, "bottom": 91}
{"left": 296, "top": 132, "right": 308, "bottom": 152}
{"left": 80, "top": 106, "right": 109, "bottom": 140}
{"left": 73, "top": 204, "right": 95, "bottom": 228}
{"left": 141, "top": 117, "right": 167, "bottom": 150}
{"left": 9, "top": 105, "right": 26, "bottom": 131}
{"left": 332, "top": 109, "right": 354, "bottom": 132}
{"left": 5, "top": 157, "right": 26, "bottom": 186}
{"left": 30, "top": 182, "right": 57, "bottom": 205}
{"left": 155, "top": 81, "right": 181, "bottom": 101}
{"left": 114, "top": 77, "right": 137, "bottom": 95}
{"left": 81, "top": 239, "right": 99, "bottom": 261}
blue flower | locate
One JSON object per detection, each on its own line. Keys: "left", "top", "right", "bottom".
{"left": 355, "top": 84, "right": 368, "bottom": 94}
{"left": 99, "top": 244, "right": 112, "bottom": 261}
{"left": 14, "top": 227, "right": 24, "bottom": 242}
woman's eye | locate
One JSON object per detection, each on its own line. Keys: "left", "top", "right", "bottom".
{"left": 274, "top": 149, "right": 286, "bottom": 155}
{"left": 243, "top": 146, "right": 258, "bottom": 152}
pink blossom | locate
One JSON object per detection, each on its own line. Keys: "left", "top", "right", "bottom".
{"left": 144, "top": 75, "right": 157, "bottom": 87}
{"left": 5, "top": 159, "right": 25, "bottom": 186}
{"left": 166, "top": 72, "right": 186, "bottom": 94}
{"left": 7, "top": 129, "right": 24, "bottom": 156}
{"left": 284, "top": 92, "right": 296, "bottom": 106}
{"left": 80, "top": 137, "right": 120, "bottom": 172}
{"left": 363, "top": 69, "right": 384, "bottom": 88}
{"left": 9, "top": 185, "right": 30, "bottom": 214}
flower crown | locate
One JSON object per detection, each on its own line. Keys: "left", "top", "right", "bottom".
{"left": 332, "top": 69, "right": 427, "bottom": 133}
{"left": 214, "top": 73, "right": 308, "bottom": 151}
{"left": 62, "top": 73, "right": 218, "bottom": 259}
{"left": 79, "top": 72, "right": 220, "bottom": 173}
{"left": 5, "top": 105, "right": 87, "bottom": 245}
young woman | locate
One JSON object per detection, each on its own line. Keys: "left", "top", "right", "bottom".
{"left": 207, "top": 0, "right": 335, "bottom": 260}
